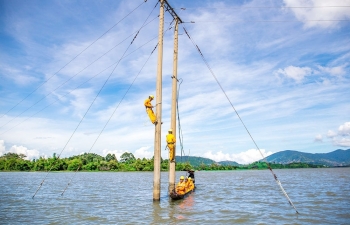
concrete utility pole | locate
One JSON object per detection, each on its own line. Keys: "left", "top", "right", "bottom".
{"left": 153, "top": 0, "right": 164, "bottom": 201}
{"left": 168, "top": 18, "right": 179, "bottom": 194}
{"left": 162, "top": 0, "right": 183, "bottom": 195}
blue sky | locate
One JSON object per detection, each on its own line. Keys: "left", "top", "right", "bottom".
{"left": 0, "top": 0, "right": 349, "bottom": 164}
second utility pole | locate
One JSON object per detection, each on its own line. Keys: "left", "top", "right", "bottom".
{"left": 168, "top": 17, "right": 179, "bottom": 194}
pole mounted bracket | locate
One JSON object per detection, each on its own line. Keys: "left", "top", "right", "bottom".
{"left": 163, "top": 0, "right": 183, "bottom": 23}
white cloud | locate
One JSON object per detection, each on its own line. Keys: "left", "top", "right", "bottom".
{"left": 327, "top": 130, "right": 337, "bottom": 138}
{"left": 322, "top": 122, "right": 350, "bottom": 147}
{"left": 203, "top": 149, "right": 274, "bottom": 164}
{"left": 275, "top": 66, "right": 312, "bottom": 83}
{"left": 318, "top": 65, "right": 347, "bottom": 77}
{"left": 283, "top": 0, "right": 350, "bottom": 28}
{"left": 0, "top": 65, "right": 39, "bottom": 86}
{"left": 314, "top": 134, "right": 323, "bottom": 142}
{"left": 333, "top": 138, "right": 350, "bottom": 147}
{"left": 101, "top": 147, "right": 153, "bottom": 160}
{"left": 231, "top": 149, "right": 274, "bottom": 164}
{"left": 69, "top": 88, "right": 98, "bottom": 118}
{"left": 134, "top": 146, "right": 153, "bottom": 159}
{"left": 0, "top": 140, "right": 5, "bottom": 156}
{"left": 101, "top": 149, "right": 126, "bottom": 161}
{"left": 8, "top": 145, "right": 40, "bottom": 160}
{"left": 203, "top": 151, "right": 231, "bottom": 162}
{"left": 338, "top": 122, "right": 350, "bottom": 136}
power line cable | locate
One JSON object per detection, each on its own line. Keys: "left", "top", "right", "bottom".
{"left": 61, "top": 23, "right": 177, "bottom": 198}
{"left": 185, "top": 19, "right": 350, "bottom": 23}
{"left": 0, "top": 16, "right": 159, "bottom": 130}
{"left": 32, "top": 1, "right": 161, "bottom": 198}
{"left": 32, "top": 2, "right": 158, "bottom": 199}
{"left": 182, "top": 25, "right": 299, "bottom": 214}
{"left": 1, "top": 33, "right": 159, "bottom": 135}
{"left": 0, "top": 0, "right": 148, "bottom": 119}
{"left": 175, "top": 6, "right": 350, "bottom": 9}
{"left": 61, "top": 42, "right": 159, "bottom": 196}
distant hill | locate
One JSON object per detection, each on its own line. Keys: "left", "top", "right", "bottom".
{"left": 175, "top": 156, "right": 240, "bottom": 167}
{"left": 217, "top": 161, "right": 241, "bottom": 166}
{"left": 265, "top": 149, "right": 350, "bottom": 167}
{"left": 175, "top": 156, "right": 215, "bottom": 167}
{"left": 175, "top": 149, "right": 350, "bottom": 167}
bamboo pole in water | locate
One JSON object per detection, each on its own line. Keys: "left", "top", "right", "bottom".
{"left": 153, "top": 0, "right": 164, "bottom": 201}
{"left": 168, "top": 18, "right": 179, "bottom": 194}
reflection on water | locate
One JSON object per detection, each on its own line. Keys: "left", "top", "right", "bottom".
{"left": 0, "top": 168, "right": 349, "bottom": 224}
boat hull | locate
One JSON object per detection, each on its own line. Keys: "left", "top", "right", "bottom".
{"left": 170, "top": 188, "right": 195, "bottom": 200}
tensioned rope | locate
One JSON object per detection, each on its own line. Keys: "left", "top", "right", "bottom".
{"left": 0, "top": 0, "right": 147, "bottom": 120}
{"left": 32, "top": 2, "right": 159, "bottom": 199}
{"left": 61, "top": 22, "right": 178, "bottom": 197}
{"left": 182, "top": 25, "right": 299, "bottom": 214}
{"left": 0, "top": 16, "right": 159, "bottom": 131}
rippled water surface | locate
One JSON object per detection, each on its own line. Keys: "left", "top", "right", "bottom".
{"left": 1, "top": 168, "right": 350, "bottom": 224}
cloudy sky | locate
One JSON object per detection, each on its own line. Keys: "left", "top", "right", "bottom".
{"left": 0, "top": 0, "right": 349, "bottom": 164}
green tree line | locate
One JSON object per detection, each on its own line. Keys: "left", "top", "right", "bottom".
{"left": 0, "top": 152, "right": 327, "bottom": 172}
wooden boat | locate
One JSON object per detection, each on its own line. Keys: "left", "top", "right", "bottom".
{"left": 170, "top": 171, "right": 196, "bottom": 200}
{"left": 169, "top": 186, "right": 195, "bottom": 200}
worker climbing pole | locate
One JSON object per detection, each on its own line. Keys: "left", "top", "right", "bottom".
{"left": 144, "top": 95, "right": 157, "bottom": 124}
{"left": 166, "top": 129, "right": 176, "bottom": 161}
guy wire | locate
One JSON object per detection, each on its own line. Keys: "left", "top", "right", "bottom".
{"left": 181, "top": 25, "right": 299, "bottom": 214}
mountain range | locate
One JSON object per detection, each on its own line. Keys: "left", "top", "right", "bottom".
{"left": 265, "top": 149, "right": 350, "bottom": 167}
{"left": 176, "top": 149, "right": 350, "bottom": 167}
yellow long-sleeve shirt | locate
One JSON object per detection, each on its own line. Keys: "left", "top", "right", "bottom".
{"left": 144, "top": 98, "right": 153, "bottom": 108}
{"left": 166, "top": 133, "right": 176, "bottom": 144}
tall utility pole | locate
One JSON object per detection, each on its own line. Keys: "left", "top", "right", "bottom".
{"left": 162, "top": 0, "right": 183, "bottom": 195}
{"left": 153, "top": 0, "right": 164, "bottom": 201}
{"left": 168, "top": 18, "right": 179, "bottom": 194}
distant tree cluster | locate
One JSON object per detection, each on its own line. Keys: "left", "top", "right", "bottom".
{"left": 0, "top": 152, "right": 194, "bottom": 172}
{"left": 0, "top": 152, "right": 327, "bottom": 172}
{"left": 240, "top": 161, "right": 327, "bottom": 169}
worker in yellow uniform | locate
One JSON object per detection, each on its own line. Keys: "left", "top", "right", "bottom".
{"left": 144, "top": 95, "right": 157, "bottom": 124}
{"left": 166, "top": 129, "right": 176, "bottom": 162}
{"left": 175, "top": 176, "right": 186, "bottom": 195}
{"left": 184, "top": 177, "right": 190, "bottom": 193}
{"left": 187, "top": 177, "right": 195, "bottom": 192}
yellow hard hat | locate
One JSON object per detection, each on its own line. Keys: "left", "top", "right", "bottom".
{"left": 188, "top": 177, "right": 191, "bottom": 180}
{"left": 149, "top": 95, "right": 154, "bottom": 99}
{"left": 168, "top": 129, "right": 172, "bottom": 132}
{"left": 180, "top": 176, "right": 184, "bottom": 180}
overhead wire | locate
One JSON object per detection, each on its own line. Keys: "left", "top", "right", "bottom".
{"left": 0, "top": 15, "right": 159, "bottom": 130}
{"left": 175, "top": 5, "right": 350, "bottom": 24}
{"left": 32, "top": 1, "right": 159, "bottom": 199}
{"left": 61, "top": 18, "right": 176, "bottom": 197}
{"left": 0, "top": 0, "right": 148, "bottom": 120}
{"left": 181, "top": 24, "right": 299, "bottom": 214}
{"left": 175, "top": 6, "right": 350, "bottom": 9}
{"left": 61, "top": 2, "right": 162, "bottom": 196}
{"left": 183, "top": 19, "right": 350, "bottom": 23}
{"left": 1, "top": 32, "right": 160, "bottom": 136}
{"left": 61, "top": 42, "right": 158, "bottom": 195}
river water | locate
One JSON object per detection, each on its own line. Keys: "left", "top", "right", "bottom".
{"left": 1, "top": 168, "right": 349, "bottom": 224}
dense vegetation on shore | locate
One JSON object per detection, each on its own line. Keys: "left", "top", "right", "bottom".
{"left": 0, "top": 152, "right": 328, "bottom": 172}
